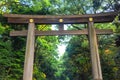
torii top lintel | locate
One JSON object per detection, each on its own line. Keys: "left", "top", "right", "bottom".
{"left": 4, "top": 12, "right": 118, "bottom": 24}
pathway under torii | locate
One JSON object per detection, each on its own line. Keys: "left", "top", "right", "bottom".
{"left": 4, "top": 12, "right": 118, "bottom": 80}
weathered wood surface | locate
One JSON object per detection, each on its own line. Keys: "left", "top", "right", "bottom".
{"left": 4, "top": 12, "right": 117, "bottom": 18}
{"left": 59, "top": 24, "right": 64, "bottom": 31}
{"left": 88, "top": 21, "right": 103, "bottom": 80}
{"left": 23, "top": 21, "right": 35, "bottom": 80}
{"left": 4, "top": 12, "right": 117, "bottom": 80}
{"left": 4, "top": 12, "right": 118, "bottom": 24}
{"left": 10, "top": 29, "right": 113, "bottom": 36}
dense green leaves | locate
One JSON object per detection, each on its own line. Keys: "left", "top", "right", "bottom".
{"left": 62, "top": 36, "right": 91, "bottom": 80}
{"left": 0, "top": 0, "right": 120, "bottom": 80}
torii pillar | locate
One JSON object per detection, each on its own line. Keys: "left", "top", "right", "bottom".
{"left": 3, "top": 12, "right": 118, "bottom": 80}
{"left": 88, "top": 18, "right": 103, "bottom": 80}
{"left": 23, "top": 19, "right": 35, "bottom": 80}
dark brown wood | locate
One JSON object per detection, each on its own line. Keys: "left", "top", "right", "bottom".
{"left": 4, "top": 12, "right": 117, "bottom": 18}
{"left": 4, "top": 12, "right": 118, "bottom": 24}
{"left": 10, "top": 29, "right": 113, "bottom": 36}
{"left": 4, "top": 12, "right": 117, "bottom": 80}
{"left": 59, "top": 24, "right": 64, "bottom": 31}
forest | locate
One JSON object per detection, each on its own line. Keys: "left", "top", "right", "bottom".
{"left": 0, "top": 0, "right": 120, "bottom": 80}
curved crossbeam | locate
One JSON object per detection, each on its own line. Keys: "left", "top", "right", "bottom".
{"left": 4, "top": 12, "right": 118, "bottom": 24}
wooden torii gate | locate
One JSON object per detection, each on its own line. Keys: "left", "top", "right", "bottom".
{"left": 4, "top": 12, "right": 118, "bottom": 80}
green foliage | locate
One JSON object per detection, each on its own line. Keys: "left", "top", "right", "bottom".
{"left": 0, "top": 39, "right": 24, "bottom": 80}
{"left": 98, "top": 35, "right": 118, "bottom": 80}
{"left": 62, "top": 22, "right": 120, "bottom": 80}
{"left": 0, "top": 21, "right": 25, "bottom": 80}
{"left": 0, "top": 23, "right": 5, "bottom": 34}
{"left": 34, "top": 35, "right": 59, "bottom": 80}
{"left": 0, "top": 0, "right": 120, "bottom": 80}
{"left": 62, "top": 36, "right": 91, "bottom": 80}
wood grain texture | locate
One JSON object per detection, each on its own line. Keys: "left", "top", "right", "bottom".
{"left": 4, "top": 12, "right": 118, "bottom": 24}
{"left": 88, "top": 22, "right": 103, "bottom": 80}
{"left": 10, "top": 29, "right": 113, "bottom": 36}
{"left": 23, "top": 22, "right": 35, "bottom": 80}
{"left": 4, "top": 12, "right": 117, "bottom": 18}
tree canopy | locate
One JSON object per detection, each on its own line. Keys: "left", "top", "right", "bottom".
{"left": 0, "top": 0, "right": 120, "bottom": 80}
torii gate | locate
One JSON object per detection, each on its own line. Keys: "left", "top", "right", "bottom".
{"left": 4, "top": 12, "right": 118, "bottom": 80}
